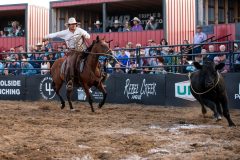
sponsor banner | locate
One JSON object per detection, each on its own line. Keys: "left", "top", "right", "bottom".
{"left": 175, "top": 81, "right": 196, "bottom": 101}
{"left": 165, "top": 73, "right": 198, "bottom": 107}
{"left": 77, "top": 87, "right": 103, "bottom": 102}
{"left": 106, "top": 74, "right": 165, "bottom": 105}
{"left": 0, "top": 76, "right": 26, "bottom": 100}
{"left": 223, "top": 73, "right": 240, "bottom": 109}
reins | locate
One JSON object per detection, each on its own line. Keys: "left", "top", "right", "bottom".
{"left": 188, "top": 71, "right": 220, "bottom": 95}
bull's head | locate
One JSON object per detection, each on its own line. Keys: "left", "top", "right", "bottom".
{"left": 193, "top": 61, "right": 225, "bottom": 88}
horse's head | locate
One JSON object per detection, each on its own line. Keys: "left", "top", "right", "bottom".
{"left": 91, "top": 36, "right": 112, "bottom": 56}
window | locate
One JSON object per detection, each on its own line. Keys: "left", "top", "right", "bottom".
{"left": 228, "top": 0, "right": 234, "bottom": 23}
{"left": 218, "top": 0, "right": 225, "bottom": 23}
{"left": 208, "top": 0, "right": 215, "bottom": 24}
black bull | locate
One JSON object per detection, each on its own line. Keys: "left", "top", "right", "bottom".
{"left": 189, "top": 61, "right": 235, "bottom": 127}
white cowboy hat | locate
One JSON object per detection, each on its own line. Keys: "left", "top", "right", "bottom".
{"left": 67, "top": 17, "right": 78, "bottom": 25}
{"left": 234, "top": 43, "right": 238, "bottom": 48}
{"left": 114, "top": 20, "right": 120, "bottom": 24}
{"left": 22, "top": 58, "right": 27, "bottom": 62}
{"left": 36, "top": 42, "right": 42, "bottom": 46}
{"left": 94, "top": 20, "right": 101, "bottom": 25}
{"left": 132, "top": 17, "right": 141, "bottom": 23}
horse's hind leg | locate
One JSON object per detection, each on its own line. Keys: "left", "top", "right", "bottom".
{"left": 97, "top": 82, "right": 107, "bottom": 109}
{"left": 82, "top": 83, "right": 94, "bottom": 112}
{"left": 52, "top": 81, "right": 65, "bottom": 109}
{"left": 66, "top": 86, "right": 74, "bottom": 111}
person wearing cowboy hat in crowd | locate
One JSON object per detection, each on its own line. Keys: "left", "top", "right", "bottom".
{"left": 131, "top": 17, "right": 143, "bottom": 32}
{"left": 193, "top": 25, "right": 207, "bottom": 54}
{"left": 111, "top": 20, "right": 122, "bottom": 32}
{"left": 93, "top": 20, "right": 103, "bottom": 33}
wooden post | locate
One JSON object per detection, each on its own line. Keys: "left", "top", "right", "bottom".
{"left": 205, "top": 0, "right": 209, "bottom": 25}
{"left": 102, "top": 3, "right": 107, "bottom": 33}
{"left": 214, "top": 0, "right": 218, "bottom": 24}
{"left": 234, "top": 0, "right": 238, "bottom": 22}
{"left": 224, "top": 0, "right": 228, "bottom": 24}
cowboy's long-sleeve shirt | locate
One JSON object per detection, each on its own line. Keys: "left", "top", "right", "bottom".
{"left": 46, "top": 28, "right": 90, "bottom": 49}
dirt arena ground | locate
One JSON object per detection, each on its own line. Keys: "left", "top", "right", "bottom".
{"left": 0, "top": 101, "right": 240, "bottom": 160}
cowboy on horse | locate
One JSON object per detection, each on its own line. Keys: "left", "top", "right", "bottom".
{"left": 43, "top": 17, "right": 90, "bottom": 88}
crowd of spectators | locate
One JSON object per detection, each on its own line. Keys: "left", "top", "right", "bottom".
{"left": 0, "top": 41, "right": 68, "bottom": 76}
{"left": 90, "top": 16, "right": 161, "bottom": 33}
{"left": 0, "top": 21, "right": 24, "bottom": 37}
{"left": 0, "top": 24, "right": 239, "bottom": 76}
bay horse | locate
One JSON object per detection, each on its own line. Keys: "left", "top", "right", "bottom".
{"left": 50, "top": 36, "right": 111, "bottom": 112}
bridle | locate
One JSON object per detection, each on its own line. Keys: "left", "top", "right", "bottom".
{"left": 189, "top": 71, "right": 220, "bottom": 95}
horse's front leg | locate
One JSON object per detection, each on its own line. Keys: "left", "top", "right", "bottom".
{"left": 82, "top": 83, "right": 95, "bottom": 112}
{"left": 97, "top": 82, "right": 107, "bottom": 109}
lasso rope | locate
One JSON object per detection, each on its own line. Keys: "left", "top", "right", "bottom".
{"left": 188, "top": 71, "right": 220, "bottom": 95}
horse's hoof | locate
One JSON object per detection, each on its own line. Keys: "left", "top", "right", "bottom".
{"left": 98, "top": 104, "right": 103, "bottom": 109}
{"left": 70, "top": 109, "right": 76, "bottom": 112}
{"left": 61, "top": 105, "right": 65, "bottom": 109}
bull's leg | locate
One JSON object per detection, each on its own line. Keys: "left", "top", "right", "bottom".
{"left": 216, "top": 101, "right": 223, "bottom": 120}
{"left": 221, "top": 98, "right": 236, "bottom": 127}
{"left": 52, "top": 81, "right": 65, "bottom": 109}
{"left": 198, "top": 97, "right": 207, "bottom": 117}
{"left": 97, "top": 82, "right": 107, "bottom": 109}
{"left": 82, "top": 83, "right": 95, "bottom": 112}
{"left": 202, "top": 99, "right": 221, "bottom": 121}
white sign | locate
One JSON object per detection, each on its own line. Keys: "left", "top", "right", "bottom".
{"left": 39, "top": 77, "right": 56, "bottom": 100}
{"left": 175, "top": 81, "right": 196, "bottom": 101}
{"left": 124, "top": 79, "right": 156, "bottom": 100}
{"left": 235, "top": 83, "right": 240, "bottom": 100}
{"left": 0, "top": 80, "right": 21, "bottom": 95}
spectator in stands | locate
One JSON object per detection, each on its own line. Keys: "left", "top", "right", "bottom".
{"left": 153, "top": 58, "right": 166, "bottom": 74}
{"left": 35, "top": 43, "right": 43, "bottom": 52}
{"left": 131, "top": 17, "right": 143, "bottom": 32}
{"left": 168, "top": 46, "right": 179, "bottom": 72}
{"left": 141, "top": 65, "right": 152, "bottom": 74}
{"left": 218, "top": 45, "right": 229, "bottom": 73}
{"left": 0, "top": 31, "right": 4, "bottom": 37}
{"left": 234, "top": 43, "right": 240, "bottom": 63}
{"left": 117, "top": 48, "right": 129, "bottom": 72}
{"left": 179, "top": 55, "right": 190, "bottom": 73}
{"left": 145, "top": 39, "right": 153, "bottom": 58}
{"left": 8, "top": 58, "right": 21, "bottom": 75}
{"left": 0, "top": 61, "right": 4, "bottom": 75}
{"left": 160, "top": 39, "right": 170, "bottom": 63}
{"left": 48, "top": 52, "right": 56, "bottom": 67}
{"left": 193, "top": 25, "right": 207, "bottom": 54}
{"left": 128, "top": 62, "right": 138, "bottom": 74}
{"left": 233, "top": 43, "right": 240, "bottom": 72}
{"left": 181, "top": 40, "right": 193, "bottom": 60}
{"left": 10, "top": 21, "right": 20, "bottom": 36}
{"left": 111, "top": 20, "right": 122, "bottom": 32}
{"left": 93, "top": 20, "right": 103, "bottom": 33}
{"left": 103, "top": 58, "right": 113, "bottom": 74}
{"left": 21, "top": 58, "right": 36, "bottom": 76}
{"left": 112, "top": 63, "right": 124, "bottom": 74}
{"left": 41, "top": 55, "right": 50, "bottom": 75}
{"left": 62, "top": 43, "right": 68, "bottom": 52}
{"left": 43, "top": 40, "right": 53, "bottom": 52}
{"left": 145, "top": 16, "right": 159, "bottom": 30}
{"left": 207, "top": 45, "right": 216, "bottom": 61}
{"left": 9, "top": 48, "right": 15, "bottom": 59}
{"left": 16, "top": 25, "right": 24, "bottom": 37}
{"left": 55, "top": 46, "right": 64, "bottom": 59}
{"left": 122, "top": 21, "right": 131, "bottom": 32}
